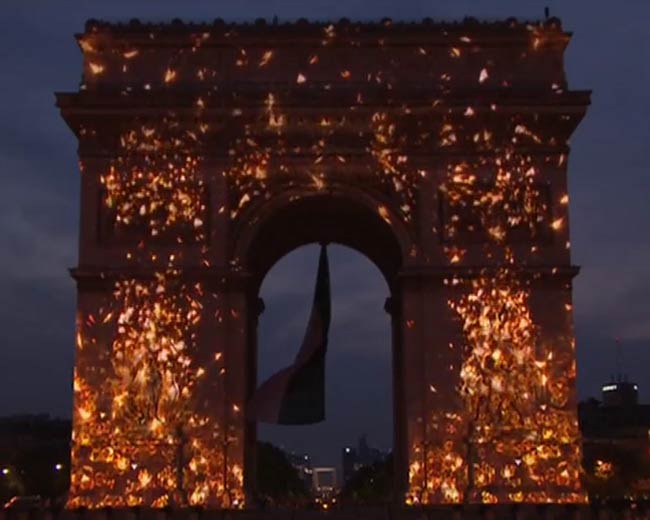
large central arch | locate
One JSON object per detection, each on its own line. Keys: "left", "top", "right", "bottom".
{"left": 58, "top": 17, "right": 590, "bottom": 508}
{"left": 235, "top": 189, "right": 411, "bottom": 496}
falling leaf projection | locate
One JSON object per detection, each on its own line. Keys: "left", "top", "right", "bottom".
{"left": 406, "top": 121, "right": 585, "bottom": 504}
{"left": 431, "top": 268, "right": 582, "bottom": 504}
{"left": 370, "top": 111, "right": 417, "bottom": 222}
{"left": 226, "top": 137, "right": 271, "bottom": 220}
{"left": 70, "top": 274, "right": 244, "bottom": 508}
{"left": 100, "top": 121, "right": 207, "bottom": 241}
{"left": 65, "top": 18, "right": 587, "bottom": 508}
{"left": 108, "top": 275, "right": 202, "bottom": 432}
{"left": 440, "top": 147, "right": 549, "bottom": 244}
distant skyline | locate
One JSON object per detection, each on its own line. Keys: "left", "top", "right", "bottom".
{"left": 1, "top": 0, "right": 649, "bottom": 467}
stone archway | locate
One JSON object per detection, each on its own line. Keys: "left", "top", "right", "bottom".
{"left": 58, "top": 17, "right": 590, "bottom": 508}
{"left": 233, "top": 190, "right": 413, "bottom": 498}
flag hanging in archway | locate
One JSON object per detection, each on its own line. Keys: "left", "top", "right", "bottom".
{"left": 248, "top": 245, "right": 331, "bottom": 424}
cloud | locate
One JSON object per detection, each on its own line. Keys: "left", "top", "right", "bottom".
{"left": 0, "top": 153, "right": 76, "bottom": 416}
{"left": 574, "top": 243, "right": 650, "bottom": 342}
{"left": 0, "top": 156, "right": 77, "bottom": 285}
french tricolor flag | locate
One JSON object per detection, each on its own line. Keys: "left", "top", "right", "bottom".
{"left": 248, "top": 245, "right": 331, "bottom": 424}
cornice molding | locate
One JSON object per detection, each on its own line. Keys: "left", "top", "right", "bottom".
{"left": 399, "top": 264, "right": 580, "bottom": 281}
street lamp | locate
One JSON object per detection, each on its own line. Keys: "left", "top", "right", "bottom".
{"left": 1, "top": 468, "right": 9, "bottom": 476}
{"left": 54, "top": 464, "right": 63, "bottom": 471}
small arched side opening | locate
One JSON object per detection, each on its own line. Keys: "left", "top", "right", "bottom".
{"left": 234, "top": 190, "right": 411, "bottom": 502}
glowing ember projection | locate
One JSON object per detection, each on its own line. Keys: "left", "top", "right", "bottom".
{"left": 58, "top": 17, "right": 590, "bottom": 508}
{"left": 369, "top": 111, "right": 418, "bottom": 222}
{"left": 440, "top": 148, "right": 549, "bottom": 245}
{"left": 405, "top": 121, "right": 585, "bottom": 503}
{"left": 70, "top": 274, "right": 243, "bottom": 508}
{"left": 408, "top": 267, "right": 583, "bottom": 504}
{"left": 101, "top": 121, "right": 207, "bottom": 241}
{"left": 398, "top": 70, "right": 584, "bottom": 502}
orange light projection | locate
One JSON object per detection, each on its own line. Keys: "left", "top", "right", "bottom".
{"left": 58, "top": 17, "right": 589, "bottom": 508}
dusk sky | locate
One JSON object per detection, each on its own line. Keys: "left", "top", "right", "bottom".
{"left": 1, "top": 0, "right": 649, "bottom": 467}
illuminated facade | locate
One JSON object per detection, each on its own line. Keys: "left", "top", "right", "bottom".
{"left": 57, "top": 17, "right": 590, "bottom": 507}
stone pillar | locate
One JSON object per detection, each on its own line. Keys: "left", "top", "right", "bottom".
{"left": 384, "top": 294, "right": 407, "bottom": 502}
{"left": 527, "top": 270, "right": 584, "bottom": 501}
{"left": 216, "top": 274, "right": 253, "bottom": 507}
{"left": 398, "top": 273, "right": 428, "bottom": 504}
{"left": 399, "top": 269, "right": 469, "bottom": 504}
{"left": 244, "top": 297, "right": 265, "bottom": 501}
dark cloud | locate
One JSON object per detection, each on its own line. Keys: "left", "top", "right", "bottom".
{"left": 1, "top": 0, "right": 649, "bottom": 467}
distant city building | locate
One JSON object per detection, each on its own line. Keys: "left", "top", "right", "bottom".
{"left": 342, "top": 434, "right": 388, "bottom": 483}
{"left": 601, "top": 380, "right": 639, "bottom": 407}
{"left": 579, "top": 378, "right": 650, "bottom": 498}
{"left": 580, "top": 379, "right": 650, "bottom": 438}
{"left": 0, "top": 415, "right": 71, "bottom": 503}
{"left": 342, "top": 446, "right": 356, "bottom": 484}
{"left": 312, "top": 467, "right": 337, "bottom": 499}
{"left": 287, "top": 451, "right": 313, "bottom": 489}
{"left": 0, "top": 415, "right": 70, "bottom": 454}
